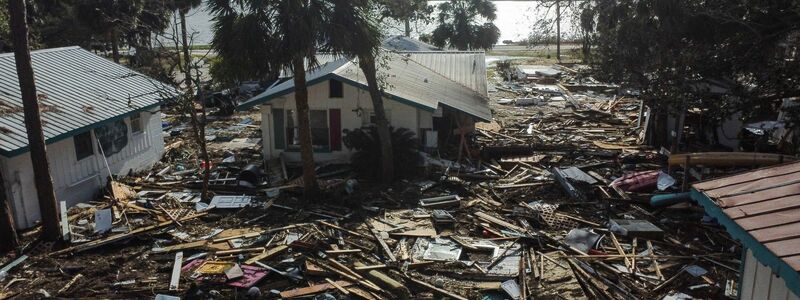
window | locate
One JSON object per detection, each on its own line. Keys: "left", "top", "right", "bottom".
{"left": 130, "top": 113, "right": 142, "bottom": 133}
{"left": 286, "top": 109, "right": 330, "bottom": 150}
{"left": 329, "top": 79, "right": 343, "bottom": 98}
{"left": 309, "top": 110, "right": 329, "bottom": 147}
{"left": 74, "top": 131, "right": 94, "bottom": 161}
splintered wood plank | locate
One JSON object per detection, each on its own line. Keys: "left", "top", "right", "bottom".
{"left": 279, "top": 280, "right": 354, "bottom": 298}
{"left": 474, "top": 211, "right": 526, "bottom": 233}
{"left": 153, "top": 240, "right": 207, "bottom": 253}
{"left": 244, "top": 245, "right": 288, "bottom": 265}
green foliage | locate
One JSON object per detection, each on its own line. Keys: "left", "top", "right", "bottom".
{"left": 208, "top": 0, "right": 383, "bottom": 85}
{"left": 583, "top": 0, "right": 800, "bottom": 125}
{"left": 429, "top": 0, "right": 500, "bottom": 50}
{"left": 377, "top": 0, "right": 432, "bottom": 35}
{"left": 343, "top": 127, "right": 419, "bottom": 179}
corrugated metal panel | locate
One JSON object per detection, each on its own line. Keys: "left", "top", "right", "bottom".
{"left": 693, "top": 161, "right": 800, "bottom": 272}
{"left": 400, "top": 51, "right": 488, "bottom": 96}
{"left": 0, "top": 46, "right": 177, "bottom": 156}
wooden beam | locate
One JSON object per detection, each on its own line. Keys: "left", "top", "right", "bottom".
{"left": 244, "top": 245, "right": 288, "bottom": 265}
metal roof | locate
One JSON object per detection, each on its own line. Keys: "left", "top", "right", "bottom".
{"left": 398, "top": 51, "right": 488, "bottom": 96}
{"left": 240, "top": 50, "right": 491, "bottom": 122}
{"left": 382, "top": 35, "right": 441, "bottom": 51}
{"left": 0, "top": 46, "right": 177, "bottom": 157}
{"left": 692, "top": 161, "right": 800, "bottom": 296}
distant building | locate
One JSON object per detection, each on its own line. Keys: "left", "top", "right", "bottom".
{"left": 239, "top": 41, "right": 491, "bottom": 163}
{"left": 0, "top": 47, "right": 177, "bottom": 229}
{"left": 693, "top": 161, "right": 800, "bottom": 300}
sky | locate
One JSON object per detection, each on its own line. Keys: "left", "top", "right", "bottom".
{"left": 168, "top": 1, "right": 581, "bottom": 46}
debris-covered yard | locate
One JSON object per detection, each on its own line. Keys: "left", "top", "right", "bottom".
{"left": 0, "top": 63, "right": 764, "bottom": 300}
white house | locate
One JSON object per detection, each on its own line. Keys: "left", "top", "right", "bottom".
{"left": 0, "top": 47, "right": 176, "bottom": 229}
{"left": 238, "top": 48, "right": 491, "bottom": 164}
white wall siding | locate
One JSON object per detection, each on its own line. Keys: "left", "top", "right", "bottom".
{"left": 263, "top": 80, "right": 429, "bottom": 163}
{"left": 740, "top": 249, "right": 800, "bottom": 300}
{"left": 1, "top": 110, "right": 165, "bottom": 229}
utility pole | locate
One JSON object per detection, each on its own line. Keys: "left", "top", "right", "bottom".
{"left": 8, "top": 0, "right": 62, "bottom": 241}
{"left": 556, "top": 0, "right": 561, "bottom": 62}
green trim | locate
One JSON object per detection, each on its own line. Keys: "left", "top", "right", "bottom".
{"left": 0, "top": 103, "right": 162, "bottom": 158}
{"left": 691, "top": 189, "right": 800, "bottom": 298}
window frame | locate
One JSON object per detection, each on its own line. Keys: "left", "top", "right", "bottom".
{"left": 73, "top": 131, "right": 94, "bottom": 161}
{"left": 329, "top": 79, "right": 344, "bottom": 98}
{"left": 130, "top": 113, "right": 143, "bottom": 134}
{"left": 285, "top": 109, "right": 331, "bottom": 152}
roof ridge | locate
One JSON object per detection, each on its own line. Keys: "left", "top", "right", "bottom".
{"left": 0, "top": 46, "right": 82, "bottom": 58}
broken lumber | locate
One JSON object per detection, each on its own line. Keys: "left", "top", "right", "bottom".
{"left": 279, "top": 280, "right": 354, "bottom": 298}
{"left": 403, "top": 275, "right": 468, "bottom": 300}
{"left": 51, "top": 213, "right": 207, "bottom": 256}
{"left": 244, "top": 245, "right": 289, "bottom": 265}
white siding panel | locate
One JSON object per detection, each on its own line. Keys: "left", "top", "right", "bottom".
{"left": 741, "top": 249, "right": 758, "bottom": 300}
{"left": 752, "top": 261, "right": 773, "bottom": 300}
{"left": 3, "top": 110, "right": 164, "bottom": 229}
{"left": 770, "top": 272, "right": 790, "bottom": 300}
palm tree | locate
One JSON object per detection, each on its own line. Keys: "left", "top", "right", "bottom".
{"left": 210, "top": 0, "right": 395, "bottom": 196}
{"left": 327, "top": 0, "right": 394, "bottom": 182}
{"left": 7, "top": 0, "right": 60, "bottom": 242}
{"left": 430, "top": 0, "right": 500, "bottom": 50}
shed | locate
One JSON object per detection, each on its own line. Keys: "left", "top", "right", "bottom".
{"left": 0, "top": 46, "right": 177, "bottom": 228}
{"left": 692, "top": 161, "right": 800, "bottom": 300}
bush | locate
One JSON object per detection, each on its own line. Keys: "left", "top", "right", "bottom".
{"left": 342, "top": 127, "right": 420, "bottom": 179}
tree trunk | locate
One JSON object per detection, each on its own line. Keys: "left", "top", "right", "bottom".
{"left": 110, "top": 30, "right": 120, "bottom": 63}
{"left": 0, "top": 167, "right": 19, "bottom": 253}
{"left": 180, "top": 9, "right": 193, "bottom": 90}
{"left": 8, "top": 0, "right": 61, "bottom": 242}
{"left": 194, "top": 73, "right": 211, "bottom": 201}
{"left": 556, "top": 0, "right": 561, "bottom": 62}
{"left": 292, "top": 56, "right": 320, "bottom": 198}
{"left": 178, "top": 9, "right": 210, "bottom": 201}
{"left": 359, "top": 55, "right": 394, "bottom": 182}
{"left": 404, "top": 19, "right": 411, "bottom": 37}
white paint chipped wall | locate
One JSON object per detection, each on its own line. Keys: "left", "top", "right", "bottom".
{"left": 0, "top": 109, "right": 165, "bottom": 229}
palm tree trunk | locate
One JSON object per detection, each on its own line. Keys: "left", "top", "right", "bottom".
{"left": 292, "top": 56, "right": 320, "bottom": 198}
{"left": 180, "top": 9, "right": 193, "bottom": 89}
{"left": 0, "top": 168, "right": 19, "bottom": 253}
{"left": 8, "top": 0, "right": 61, "bottom": 242}
{"left": 359, "top": 55, "right": 394, "bottom": 182}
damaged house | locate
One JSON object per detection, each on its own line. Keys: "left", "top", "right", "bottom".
{"left": 0, "top": 47, "right": 177, "bottom": 228}
{"left": 238, "top": 47, "right": 491, "bottom": 163}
